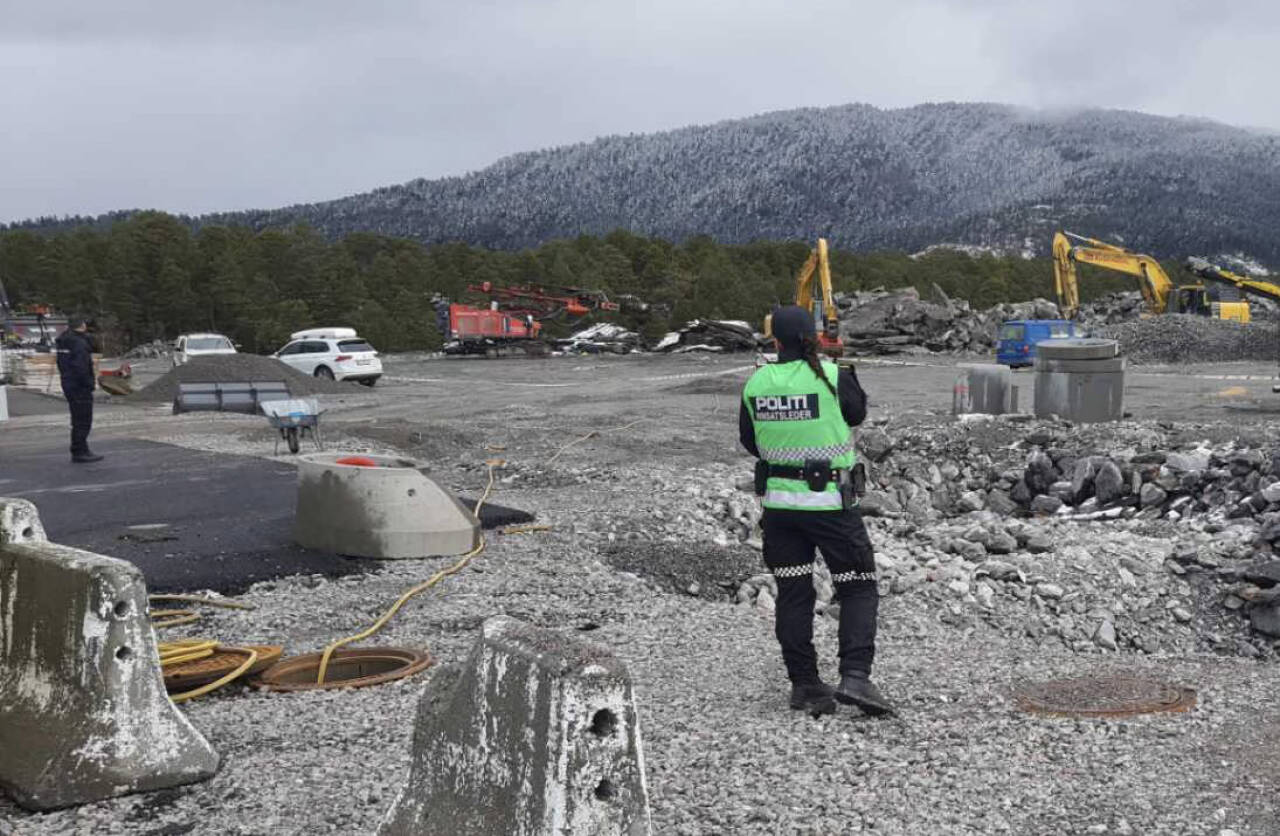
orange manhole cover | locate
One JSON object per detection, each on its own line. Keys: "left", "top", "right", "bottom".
{"left": 164, "top": 645, "right": 283, "bottom": 692}
{"left": 1014, "top": 674, "right": 1196, "bottom": 717}
{"left": 254, "top": 647, "right": 432, "bottom": 692}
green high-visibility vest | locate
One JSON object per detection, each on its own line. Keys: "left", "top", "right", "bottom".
{"left": 743, "top": 359, "right": 857, "bottom": 511}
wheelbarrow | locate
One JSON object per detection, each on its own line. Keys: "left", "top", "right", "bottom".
{"left": 260, "top": 398, "right": 325, "bottom": 454}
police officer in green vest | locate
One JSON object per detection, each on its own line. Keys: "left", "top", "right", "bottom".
{"left": 740, "top": 305, "right": 896, "bottom": 718}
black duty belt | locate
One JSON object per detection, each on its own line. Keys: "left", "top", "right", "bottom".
{"left": 765, "top": 463, "right": 846, "bottom": 483}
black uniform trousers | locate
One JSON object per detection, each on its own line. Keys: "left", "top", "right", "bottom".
{"left": 64, "top": 390, "right": 94, "bottom": 455}
{"left": 762, "top": 506, "right": 878, "bottom": 685}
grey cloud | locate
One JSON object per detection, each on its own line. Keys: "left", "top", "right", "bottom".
{"left": 2, "top": 0, "right": 1278, "bottom": 222}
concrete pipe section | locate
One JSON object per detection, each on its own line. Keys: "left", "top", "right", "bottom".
{"left": 293, "top": 453, "right": 480, "bottom": 559}
{"left": 1033, "top": 338, "right": 1125, "bottom": 423}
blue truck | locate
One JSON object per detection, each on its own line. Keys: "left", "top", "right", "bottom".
{"left": 996, "top": 319, "right": 1078, "bottom": 367}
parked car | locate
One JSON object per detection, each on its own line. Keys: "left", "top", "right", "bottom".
{"left": 996, "top": 319, "right": 1078, "bottom": 367}
{"left": 272, "top": 327, "right": 382, "bottom": 386}
{"left": 173, "top": 333, "right": 237, "bottom": 366}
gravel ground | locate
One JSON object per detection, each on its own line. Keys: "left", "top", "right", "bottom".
{"left": 4, "top": 353, "right": 1280, "bottom": 835}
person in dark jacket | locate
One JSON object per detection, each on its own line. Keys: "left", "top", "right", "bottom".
{"left": 740, "top": 305, "right": 896, "bottom": 718}
{"left": 55, "top": 317, "right": 102, "bottom": 463}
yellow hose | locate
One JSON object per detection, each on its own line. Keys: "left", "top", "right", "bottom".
{"left": 545, "top": 418, "right": 646, "bottom": 465}
{"left": 168, "top": 646, "right": 260, "bottom": 704}
{"left": 314, "top": 462, "right": 499, "bottom": 684}
{"left": 151, "top": 613, "right": 202, "bottom": 629}
{"left": 499, "top": 523, "right": 552, "bottom": 535}
{"left": 148, "top": 595, "right": 256, "bottom": 611}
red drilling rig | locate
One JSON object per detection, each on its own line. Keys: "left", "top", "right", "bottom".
{"left": 437, "top": 282, "right": 638, "bottom": 357}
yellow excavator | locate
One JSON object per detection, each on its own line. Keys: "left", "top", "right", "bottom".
{"left": 764, "top": 237, "right": 844, "bottom": 358}
{"left": 1052, "top": 231, "right": 1250, "bottom": 322}
{"left": 1185, "top": 258, "right": 1280, "bottom": 309}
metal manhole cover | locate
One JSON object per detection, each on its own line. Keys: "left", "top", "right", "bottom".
{"left": 1013, "top": 675, "right": 1196, "bottom": 717}
{"left": 254, "top": 647, "right": 432, "bottom": 692}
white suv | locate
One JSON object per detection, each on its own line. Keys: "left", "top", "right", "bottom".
{"left": 173, "top": 333, "right": 237, "bottom": 366}
{"left": 272, "top": 327, "right": 382, "bottom": 386}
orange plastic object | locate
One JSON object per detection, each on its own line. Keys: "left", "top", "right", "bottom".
{"left": 335, "top": 456, "right": 380, "bottom": 467}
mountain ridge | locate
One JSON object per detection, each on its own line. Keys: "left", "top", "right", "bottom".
{"left": 9, "top": 102, "right": 1280, "bottom": 265}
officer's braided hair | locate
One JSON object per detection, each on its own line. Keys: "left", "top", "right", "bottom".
{"left": 801, "top": 334, "right": 837, "bottom": 398}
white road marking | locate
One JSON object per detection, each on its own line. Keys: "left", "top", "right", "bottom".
{"left": 639, "top": 365, "right": 755, "bottom": 382}
{"left": 15, "top": 479, "right": 155, "bottom": 496}
{"left": 385, "top": 375, "right": 573, "bottom": 387}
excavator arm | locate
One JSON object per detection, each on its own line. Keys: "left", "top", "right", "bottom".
{"left": 1051, "top": 232, "right": 1080, "bottom": 319}
{"left": 768, "top": 238, "right": 844, "bottom": 358}
{"left": 1186, "top": 258, "right": 1280, "bottom": 306}
{"left": 1057, "top": 231, "right": 1173, "bottom": 316}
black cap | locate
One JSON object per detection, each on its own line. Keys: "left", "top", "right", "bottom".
{"left": 771, "top": 305, "right": 814, "bottom": 350}
{"left": 67, "top": 315, "right": 89, "bottom": 330}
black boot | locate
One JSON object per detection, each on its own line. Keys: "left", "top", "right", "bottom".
{"left": 789, "top": 681, "right": 836, "bottom": 717}
{"left": 71, "top": 451, "right": 104, "bottom": 463}
{"left": 835, "top": 673, "right": 897, "bottom": 717}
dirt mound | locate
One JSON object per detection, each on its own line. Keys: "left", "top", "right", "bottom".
{"left": 135, "top": 354, "right": 358, "bottom": 402}
{"left": 1099, "top": 315, "right": 1279, "bottom": 364}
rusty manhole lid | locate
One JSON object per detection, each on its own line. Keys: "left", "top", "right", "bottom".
{"left": 164, "top": 644, "right": 283, "bottom": 692}
{"left": 254, "top": 647, "right": 431, "bottom": 692}
{"left": 1013, "top": 674, "right": 1197, "bottom": 717}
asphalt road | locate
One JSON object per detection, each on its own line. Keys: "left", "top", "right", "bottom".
{"left": 0, "top": 438, "right": 365, "bottom": 594}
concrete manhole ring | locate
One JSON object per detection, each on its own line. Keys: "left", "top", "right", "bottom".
{"left": 254, "top": 647, "right": 432, "bottom": 692}
{"left": 1013, "top": 674, "right": 1196, "bottom": 717}
{"left": 1035, "top": 338, "right": 1119, "bottom": 361}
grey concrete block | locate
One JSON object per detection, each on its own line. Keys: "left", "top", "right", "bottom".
{"left": 954, "top": 364, "right": 1016, "bottom": 415}
{"left": 293, "top": 453, "right": 480, "bottom": 558}
{"left": 0, "top": 498, "right": 219, "bottom": 811}
{"left": 380, "top": 615, "right": 652, "bottom": 836}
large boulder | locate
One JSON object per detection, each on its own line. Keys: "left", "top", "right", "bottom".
{"left": 1093, "top": 460, "right": 1126, "bottom": 505}
{"left": 1025, "top": 451, "right": 1058, "bottom": 496}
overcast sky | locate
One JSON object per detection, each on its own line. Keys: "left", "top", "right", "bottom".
{"left": 3, "top": 0, "right": 1278, "bottom": 223}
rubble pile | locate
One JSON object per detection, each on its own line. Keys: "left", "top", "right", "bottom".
{"left": 1099, "top": 314, "right": 1279, "bottom": 364}
{"left": 654, "top": 319, "right": 763, "bottom": 353}
{"left": 641, "top": 415, "right": 1280, "bottom": 654}
{"left": 834, "top": 285, "right": 1061, "bottom": 355}
{"left": 1077, "top": 291, "right": 1146, "bottom": 325}
{"left": 555, "top": 323, "right": 642, "bottom": 354}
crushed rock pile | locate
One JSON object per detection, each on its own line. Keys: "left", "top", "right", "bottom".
{"left": 1099, "top": 314, "right": 1279, "bottom": 364}
{"left": 834, "top": 285, "right": 1060, "bottom": 355}
{"left": 848, "top": 415, "right": 1280, "bottom": 644}
{"left": 581, "top": 435, "right": 1280, "bottom": 661}
{"left": 135, "top": 354, "right": 356, "bottom": 402}
{"left": 1077, "top": 291, "right": 1146, "bottom": 326}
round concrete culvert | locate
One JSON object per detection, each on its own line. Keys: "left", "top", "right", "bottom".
{"left": 254, "top": 647, "right": 431, "bottom": 692}
{"left": 1013, "top": 674, "right": 1196, "bottom": 717}
{"left": 1035, "top": 338, "right": 1120, "bottom": 361}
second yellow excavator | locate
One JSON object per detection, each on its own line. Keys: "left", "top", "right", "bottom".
{"left": 1185, "top": 257, "right": 1280, "bottom": 310}
{"left": 764, "top": 237, "right": 845, "bottom": 358}
{"left": 1052, "top": 231, "right": 1251, "bottom": 322}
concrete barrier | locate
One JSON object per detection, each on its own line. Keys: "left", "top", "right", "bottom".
{"left": 294, "top": 453, "right": 480, "bottom": 558}
{"left": 0, "top": 498, "right": 219, "bottom": 810}
{"left": 380, "top": 615, "right": 652, "bottom": 836}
